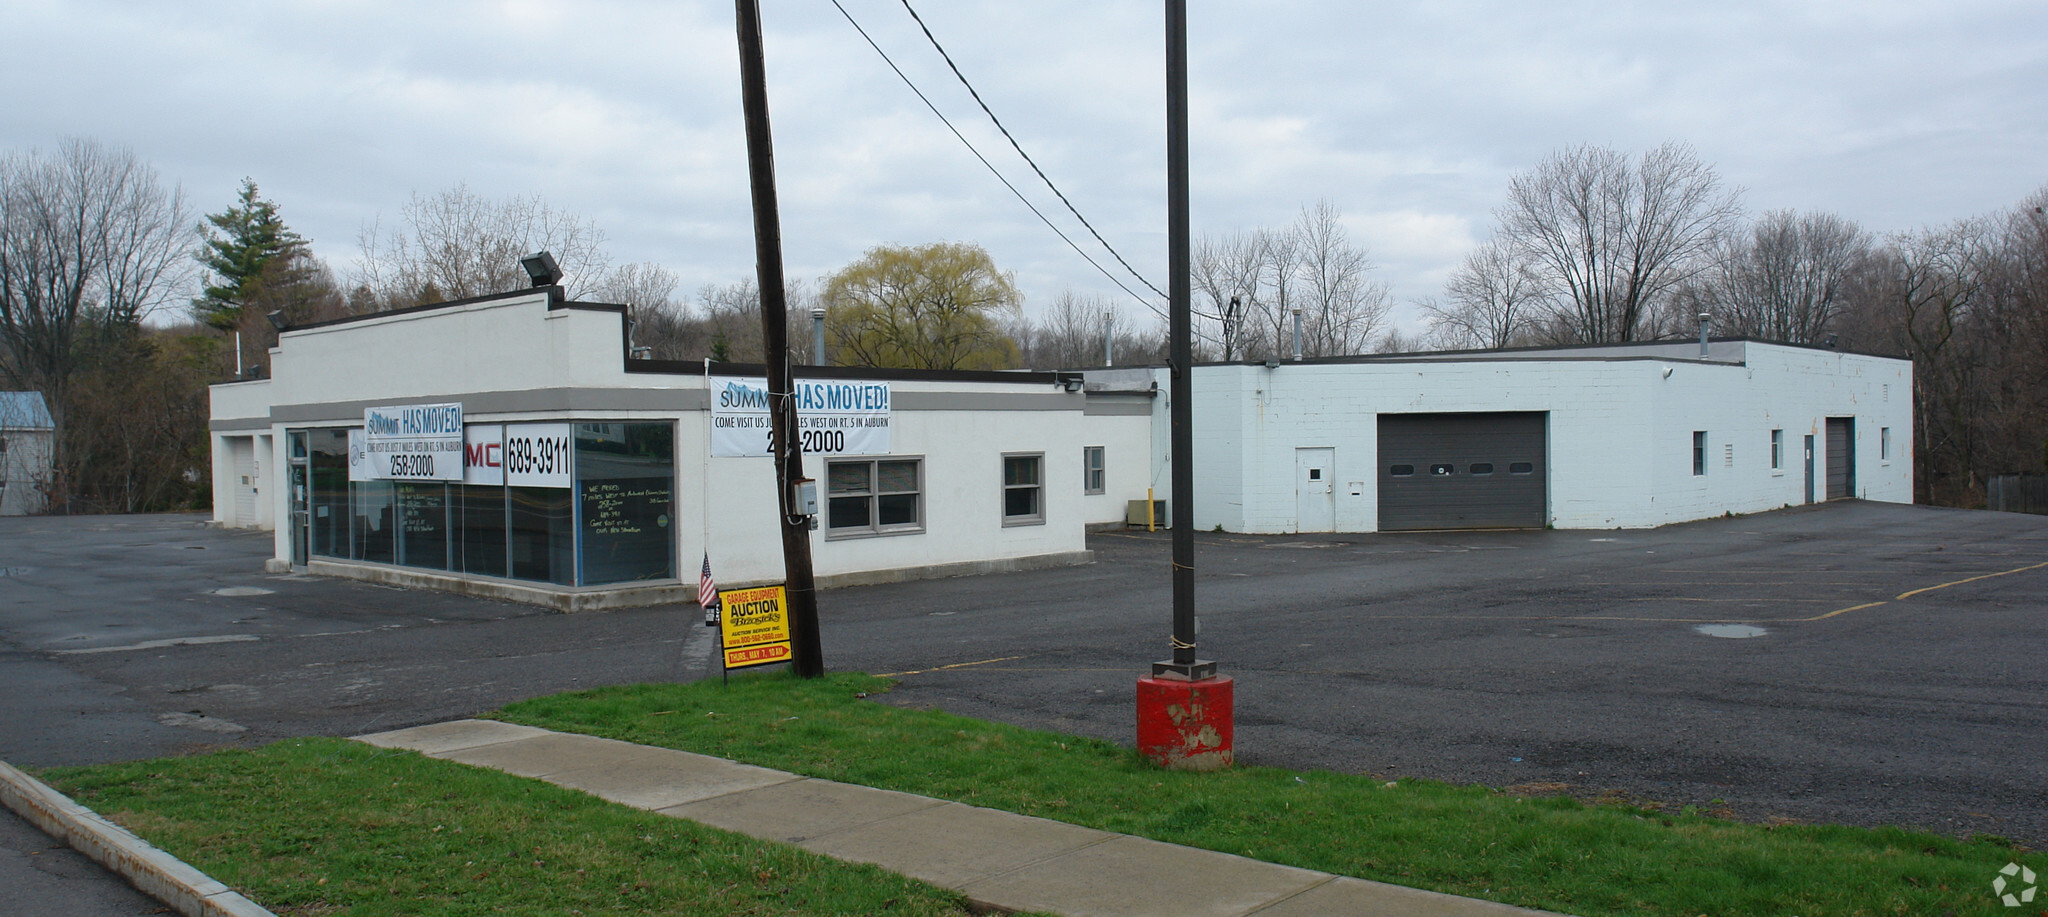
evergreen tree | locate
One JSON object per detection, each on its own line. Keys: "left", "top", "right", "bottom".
{"left": 193, "top": 178, "right": 306, "bottom": 331}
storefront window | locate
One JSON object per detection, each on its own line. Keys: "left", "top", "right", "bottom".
{"left": 576, "top": 422, "right": 675, "bottom": 584}
{"left": 456, "top": 484, "right": 507, "bottom": 577}
{"left": 308, "top": 429, "right": 349, "bottom": 558}
{"left": 291, "top": 420, "right": 673, "bottom": 588}
{"left": 354, "top": 480, "right": 397, "bottom": 564}
{"left": 510, "top": 486, "right": 574, "bottom": 585}
{"left": 396, "top": 482, "right": 450, "bottom": 570}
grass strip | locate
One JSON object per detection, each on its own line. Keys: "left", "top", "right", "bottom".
{"left": 38, "top": 737, "right": 1003, "bottom": 917}
{"left": 497, "top": 671, "right": 2033, "bottom": 917}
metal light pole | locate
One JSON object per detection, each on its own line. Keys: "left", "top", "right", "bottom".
{"left": 735, "top": 0, "right": 824, "bottom": 678}
{"left": 1136, "top": 0, "right": 1232, "bottom": 772}
{"left": 1164, "top": 0, "right": 1199, "bottom": 680}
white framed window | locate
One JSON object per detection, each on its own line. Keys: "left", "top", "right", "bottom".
{"left": 1770, "top": 429, "right": 1783, "bottom": 472}
{"left": 1692, "top": 431, "right": 1707, "bottom": 476}
{"left": 1881, "top": 427, "right": 1891, "bottom": 463}
{"left": 1003, "top": 453, "right": 1044, "bottom": 526}
{"left": 826, "top": 457, "right": 923, "bottom": 538}
{"left": 1083, "top": 446, "right": 1105, "bottom": 495}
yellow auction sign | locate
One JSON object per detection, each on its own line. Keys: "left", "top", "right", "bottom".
{"left": 718, "top": 584, "right": 792, "bottom": 669}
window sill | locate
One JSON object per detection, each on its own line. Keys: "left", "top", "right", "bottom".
{"left": 1002, "top": 516, "right": 1046, "bottom": 528}
{"left": 824, "top": 526, "right": 924, "bottom": 541}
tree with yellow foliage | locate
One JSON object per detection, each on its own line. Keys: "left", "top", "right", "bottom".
{"left": 821, "top": 242, "right": 1020, "bottom": 370}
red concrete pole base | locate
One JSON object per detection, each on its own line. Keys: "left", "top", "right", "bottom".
{"left": 1135, "top": 675, "right": 1234, "bottom": 771}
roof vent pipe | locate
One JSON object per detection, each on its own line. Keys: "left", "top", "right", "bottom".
{"left": 811, "top": 307, "right": 827, "bottom": 366}
{"left": 1103, "top": 309, "right": 1114, "bottom": 367}
{"left": 1698, "top": 312, "right": 1711, "bottom": 359}
{"left": 1292, "top": 305, "right": 1304, "bottom": 362}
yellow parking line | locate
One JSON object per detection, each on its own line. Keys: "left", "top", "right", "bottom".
{"left": 1894, "top": 561, "right": 2048, "bottom": 600}
{"left": 1799, "top": 559, "right": 2048, "bottom": 622}
{"left": 877, "top": 655, "right": 1030, "bottom": 678}
{"left": 1800, "top": 601, "right": 1889, "bottom": 622}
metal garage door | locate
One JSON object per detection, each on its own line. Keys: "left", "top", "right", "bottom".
{"left": 1378, "top": 412, "right": 1547, "bottom": 531}
{"left": 1825, "top": 417, "right": 1855, "bottom": 500}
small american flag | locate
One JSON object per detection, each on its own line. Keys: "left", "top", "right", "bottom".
{"left": 699, "top": 552, "right": 720, "bottom": 625}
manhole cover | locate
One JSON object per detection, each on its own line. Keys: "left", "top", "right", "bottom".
{"left": 1694, "top": 623, "right": 1767, "bottom": 639}
{"left": 209, "top": 586, "right": 276, "bottom": 597}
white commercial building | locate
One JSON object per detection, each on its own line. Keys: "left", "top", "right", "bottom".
{"left": 208, "top": 286, "right": 1912, "bottom": 607}
{"left": 1101, "top": 339, "right": 1913, "bottom": 534}
{"left": 209, "top": 287, "right": 1134, "bottom": 610}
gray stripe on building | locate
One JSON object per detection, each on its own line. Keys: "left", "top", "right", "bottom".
{"left": 1083, "top": 397, "right": 1153, "bottom": 416}
{"left": 892, "top": 391, "right": 1078, "bottom": 411}
{"left": 251, "top": 387, "right": 1080, "bottom": 428}
{"left": 268, "top": 387, "right": 711, "bottom": 425}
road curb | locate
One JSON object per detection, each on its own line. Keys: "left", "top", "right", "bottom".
{"left": 0, "top": 759, "right": 276, "bottom": 917}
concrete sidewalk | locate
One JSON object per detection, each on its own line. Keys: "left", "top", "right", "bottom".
{"left": 358, "top": 720, "right": 1564, "bottom": 917}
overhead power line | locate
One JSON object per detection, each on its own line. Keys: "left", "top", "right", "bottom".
{"left": 824, "top": 0, "right": 1166, "bottom": 318}
{"left": 893, "top": 0, "right": 1168, "bottom": 304}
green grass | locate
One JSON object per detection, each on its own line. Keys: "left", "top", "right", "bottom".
{"left": 39, "top": 738, "right": 998, "bottom": 917}
{"left": 496, "top": 671, "right": 2036, "bottom": 917}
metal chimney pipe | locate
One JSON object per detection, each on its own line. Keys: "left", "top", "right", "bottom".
{"left": 1698, "top": 312, "right": 1710, "bottom": 359}
{"left": 1103, "top": 309, "right": 1114, "bottom": 366}
{"left": 811, "top": 307, "right": 827, "bottom": 366}
{"left": 1292, "top": 305, "right": 1304, "bottom": 361}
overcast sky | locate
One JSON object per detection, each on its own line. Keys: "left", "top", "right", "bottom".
{"left": 7, "top": 0, "right": 2045, "bottom": 334}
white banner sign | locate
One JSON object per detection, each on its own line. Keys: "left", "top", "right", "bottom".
{"left": 361, "top": 402, "right": 464, "bottom": 481}
{"left": 503, "top": 423, "right": 573, "bottom": 488}
{"left": 464, "top": 424, "right": 504, "bottom": 486}
{"left": 709, "top": 377, "right": 891, "bottom": 458}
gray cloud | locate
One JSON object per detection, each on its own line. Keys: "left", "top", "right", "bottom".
{"left": 7, "top": 0, "right": 2042, "bottom": 335}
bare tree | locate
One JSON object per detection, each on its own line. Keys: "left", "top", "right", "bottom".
{"left": 1293, "top": 199, "right": 1390, "bottom": 356}
{"left": 1682, "top": 210, "right": 1870, "bottom": 344}
{"left": 1190, "top": 202, "right": 1388, "bottom": 360}
{"left": 1014, "top": 291, "right": 1132, "bottom": 368}
{"left": 354, "top": 183, "right": 612, "bottom": 308}
{"left": 1255, "top": 224, "right": 1303, "bottom": 357}
{"left": 1422, "top": 237, "right": 1544, "bottom": 349}
{"left": 0, "top": 139, "right": 193, "bottom": 510}
{"left": 1190, "top": 230, "right": 1267, "bottom": 359}
{"left": 683, "top": 278, "right": 817, "bottom": 364}
{"left": 1499, "top": 143, "right": 1741, "bottom": 343}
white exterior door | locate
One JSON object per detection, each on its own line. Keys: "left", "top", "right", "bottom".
{"left": 230, "top": 438, "right": 257, "bottom": 526}
{"left": 1296, "top": 447, "right": 1335, "bottom": 533}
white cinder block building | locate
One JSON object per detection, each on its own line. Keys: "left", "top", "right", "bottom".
{"left": 1108, "top": 340, "right": 1913, "bottom": 534}
{"left": 209, "top": 285, "right": 1912, "bottom": 607}
{"left": 209, "top": 287, "right": 1128, "bottom": 610}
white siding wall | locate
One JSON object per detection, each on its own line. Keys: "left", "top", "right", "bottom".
{"left": 1077, "top": 401, "right": 1159, "bottom": 527}
{"left": 0, "top": 429, "right": 54, "bottom": 516}
{"left": 211, "top": 291, "right": 1094, "bottom": 584}
{"left": 1167, "top": 344, "right": 1913, "bottom": 534}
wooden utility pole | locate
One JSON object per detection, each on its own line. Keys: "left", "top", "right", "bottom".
{"left": 734, "top": 0, "right": 824, "bottom": 678}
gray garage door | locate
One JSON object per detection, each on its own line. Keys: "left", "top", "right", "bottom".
{"left": 1826, "top": 417, "right": 1855, "bottom": 500}
{"left": 1378, "top": 412, "right": 1547, "bottom": 531}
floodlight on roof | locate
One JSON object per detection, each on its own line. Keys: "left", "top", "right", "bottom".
{"left": 520, "top": 251, "right": 563, "bottom": 288}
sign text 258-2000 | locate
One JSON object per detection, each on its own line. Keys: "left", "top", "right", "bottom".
{"left": 769, "top": 428, "right": 847, "bottom": 455}
{"left": 386, "top": 454, "right": 440, "bottom": 477}
{"left": 504, "top": 433, "right": 571, "bottom": 475}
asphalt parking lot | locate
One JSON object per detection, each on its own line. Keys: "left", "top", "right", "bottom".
{"left": 2, "top": 501, "right": 2045, "bottom": 853}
